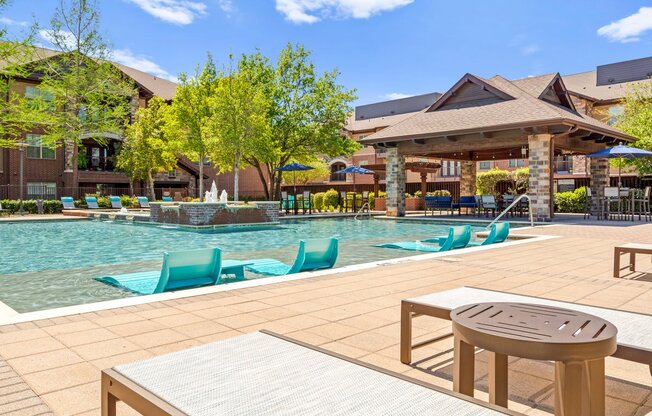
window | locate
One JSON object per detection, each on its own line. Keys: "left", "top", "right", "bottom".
{"left": 607, "top": 105, "right": 624, "bottom": 125}
{"left": 27, "top": 182, "right": 56, "bottom": 199}
{"left": 440, "top": 160, "right": 460, "bottom": 177}
{"left": 508, "top": 159, "right": 525, "bottom": 168}
{"left": 330, "top": 162, "right": 346, "bottom": 182}
{"left": 357, "top": 135, "right": 367, "bottom": 140}
{"left": 26, "top": 135, "right": 55, "bottom": 160}
{"left": 479, "top": 161, "right": 491, "bottom": 170}
{"left": 168, "top": 169, "right": 177, "bottom": 178}
{"left": 25, "top": 85, "right": 53, "bottom": 110}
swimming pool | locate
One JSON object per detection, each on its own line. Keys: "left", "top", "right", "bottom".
{"left": 0, "top": 218, "right": 490, "bottom": 312}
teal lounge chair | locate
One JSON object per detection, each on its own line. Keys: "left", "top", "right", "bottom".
{"left": 96, "top": 247, "right": 252, "bottom": 295}
{"left": 137, "top": 196, "right": 150, "bottom": 208}
{"left": 60, "top": 197, "right": 76, "bottom": 209}
{"left": 85, "top": 196, "right": 100, "bottom": 209}
{"left": 468, "top": 222, "right": 510, "bottom": 246}
{"left": 246, "top": 238, "right": 338, "bottom": 276}
{"left": 162, "top": 196, "right": 173, "bottom": 202}
{"left": 376, "top": 225, "right": 471, "bottom": 252}
{"left": 110, "top": 196, "right": 122, "bottom": 209}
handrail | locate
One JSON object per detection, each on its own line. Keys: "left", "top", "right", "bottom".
{"left": 354, "top": 202, "right": 371, "bottom": 221}
{"left": 486, "top": 194, "right": 534, "bottom": 229}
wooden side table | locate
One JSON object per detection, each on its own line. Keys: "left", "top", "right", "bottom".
{"left": 451, "top": 302, "right": 617, "bottom": 416}
{"left": 613, "top": 243, "right": 652, "bottom": 278}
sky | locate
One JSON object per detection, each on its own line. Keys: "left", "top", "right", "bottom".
{"left": 2, "top": 0, "right": 652, "bottom": 106}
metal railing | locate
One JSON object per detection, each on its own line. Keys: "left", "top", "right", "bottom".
{"left": 354, "top": 202, "right": 371, "bottom": 221}
{"left": 487, "top": 194, "right": 534, "bottom": 229}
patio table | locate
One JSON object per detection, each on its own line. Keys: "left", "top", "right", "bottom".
{"left": 451, "top": 302, "right": 617, "bottom": 416}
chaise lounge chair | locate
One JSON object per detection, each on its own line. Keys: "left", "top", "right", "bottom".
{"left": 375, "top": 225, "right": 471, "bottom": 252}
{"left": 60, "top": 197, "right": 76, "bottom": 210}
{"left": 110, "top": 196, "right": 123, "bottom": 209}
{"left": 102, "top": 331, "right": 517, "bottom": 416}
{"left": 136, "top": 196, "right": 150, "bottom": 208}
{"left": 162, "top": 196, "right": 173, "bottom": 202}
{"left": 246, "top": 238, "right": 339, "bottom": 276}
{"left": 468, "top": 222, "right": 510, "bottom": 246}
{"left": 96, "top": 247, "right": 253, "bottom": 295}
{"left": 85, "top": 196, "right": 100, "bottom": 209}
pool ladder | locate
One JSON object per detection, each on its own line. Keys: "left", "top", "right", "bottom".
{"left": 354, "top": 203, "right": 371, "bottom": 221}
{"left": 487, "top": 194, "right": 534, "bottom": 229}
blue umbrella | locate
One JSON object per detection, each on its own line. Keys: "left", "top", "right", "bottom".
{"left": 275, "top": 162, "right": 314, "bottom": 195}
{"left": 587, "top": 144, "right": 652, "bottom": 187}
{"left": 333, "top": 165, "right": 375, "bottom": 192}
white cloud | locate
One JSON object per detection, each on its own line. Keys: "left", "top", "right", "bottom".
{"left": 125, "top": 0, "right": 208, "bottom": 25}
{"left": 598, "top": 7, "right": 652, "bottom": 43}
{"left": 520, "top": 44, "right": 540, "bottom": 56}
{"left": 275, "top": 0, "right": 413, "bottom": 24}
{"left": 112, "top": 49, "right": 178, "bottom": 82}
{"left": 39, "top": 29, "right": 77, "bottom": 50}
{"left": 218, "top": 0, "right": 235, "bottom": 13}
{"left": 0, "top": 17, "right": 28, "bottom": 27}
{"left": 383, "top": 92, "right": 412, "bottom": 100}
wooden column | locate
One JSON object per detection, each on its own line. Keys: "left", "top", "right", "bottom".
{"left": 373, "top": 174, "right": 380, "bottom": 194}
{"left": 420, "top": 172, "right": 428, "bottom": 200}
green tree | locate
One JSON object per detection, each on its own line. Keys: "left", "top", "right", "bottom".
{"left": 617, "top": 81, "right": 652, "bottom": 175}
{"left": 240, "top": 44, "right": 359, "bottom": 200}
{"left": 208, "top": 56, "right": 270, "bottom": 201}
{"left": 292, "top": 157, "right": 330, "bottom": 185}
{"left": 168, "top": 53, "right": 218, "bottom": 200}
{"left": 31, "top": 0, "right": 135, "bottom": 168}
{"left": 116, "top": 97, "right": 178, "bottom": 199}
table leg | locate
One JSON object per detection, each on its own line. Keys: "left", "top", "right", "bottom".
{"left": 613, "top": 248, "right": 621, "bottom": 278}
{"left": 453, "top": 337, "right": 475, "bottom": 397}
{"left": 101, "top": 374, "right": 117, "bottom": 416}
{"left": 554, "top": 361, "right": 586, "bottom": 416}
{"left": 629, "top": 252, "right": 636, "bottom": 272}
{"left": 400, "top": 302, "right": 412, "bottom": 364}
{"left": 488, "top": 351, "right": 508, "bottom": 407}
{"left": 586, "top": 358, "right": 606, "bottom": 416}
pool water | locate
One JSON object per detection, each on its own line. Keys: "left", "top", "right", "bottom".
{"left": 0, "top": 218, "right": 489, "bottom": 312}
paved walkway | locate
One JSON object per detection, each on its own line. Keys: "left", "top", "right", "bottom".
{"left": 0, "top": 223, "right": 651, "bottom": 415}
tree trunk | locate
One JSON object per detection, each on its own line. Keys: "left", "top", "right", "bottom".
{"left": 147, "top": 171, "right": 156, "bottom": 201}
{"left": 198, "top": 151, "right": 204, "bottom": 201}
{"left": 250, "top": 161, "right": 271, "bottom": 200}
{"left": 233, "top": 153, "right": 240, "bottom": 202}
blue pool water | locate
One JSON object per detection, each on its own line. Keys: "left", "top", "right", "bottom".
{"left": 0, "top": 218, "right": 490, "bottom": 312}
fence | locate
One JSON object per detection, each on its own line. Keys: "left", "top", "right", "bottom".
{"left": 282, "top": 181, "right": 462, "bottom": 200}
{"left": 0, "top": 185, "right": 190, "bottom": 201}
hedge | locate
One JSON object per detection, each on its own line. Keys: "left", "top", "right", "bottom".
{"left": 0, "top": 199, "right": 63, "bottom": 214}
{"left": 554, "top": 186, "right": 587, "bottom": 213}
{"left": 323, "top": 189, "right": 339, "bottom": 209}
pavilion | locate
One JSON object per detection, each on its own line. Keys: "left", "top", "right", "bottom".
{"left": 360, "top": 72, "right": 635, "bottom": 221}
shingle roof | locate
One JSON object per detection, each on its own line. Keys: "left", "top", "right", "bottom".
{"left": 344, "top": 110, "right": 424, "bottom": 133}
{"left": 360, "top": 72, "right": 633, "bottom": 144}
{"left": 562, "top": 70, "right": 647, "bottom": 102}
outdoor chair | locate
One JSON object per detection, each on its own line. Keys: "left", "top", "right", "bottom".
{"left": 339, "top": 191, "right": 350, "bottom": 213}
{"left": 246, "top": 238, "right": 339, "bottom": 276}
{"left": 602, "top": 187, "right": 620, "bottom": 220}
{"left": 102, "top": 331, "right": 517, "bottom": 416}
{"left": 376, "top": 225, "right": 471, "bottom": 252}
{"left": 474, "top": 195, "right": 483, "bottom": 217}
{"left": 96, "top": 247, "right": 253, "bottom": 294}
{"left": 162, "top": 196, "right": 173, "bottom": 202}
{"left": 633, "top": 186, "right": 651, "bottom": 221}
{"left": 452, "top": 195, "right": 477, "bottom": 216}
{"left": 424, "top": 195, "right": 453, "bottom": 216}
{"left": 468, "top": 222, "right": 510, "bottom": 246}
{"left": 60, "top": 197, "right": 76, "bottom": 210}
{"left": 501, "top": 194, "right": 515, "bottom": 217}
{"left": 361, "top": 190, "right": 370, "bottom": 211}
{"left": 0, "top": 202, "right": 10, "bottom": 217}
{"left": 480, "top": 195, "right": 497, "bottom": 217}
{"left": 109, "top": 196, "right": 123, "bottom": 209}
{"left": 84, "top": 196, "right": 100, "bottom": 209}
{"left": 280, "top": 191, "right": 293, "bottom": 214}
{"left": 136, "top": 196, "right": 150, "bottom": 208}
{"left": 301, "top": 190, "right": 312, "bottom": 214}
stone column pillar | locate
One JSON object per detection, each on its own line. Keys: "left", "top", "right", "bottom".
{"left": 527, "top": 134, "right": 552, "bottom": 221}
{"left": 385, "top": 147, "right": 405, "bottom": 217}
{"left": 590, "top": 158, "right": 609, "bottom": 215}
{"left": 460, "top": 161, "right": 477, "bottom": 196}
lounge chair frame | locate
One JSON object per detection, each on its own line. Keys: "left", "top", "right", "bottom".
{"left": 101, "top": 330, "right": 519, "bottom": 416}
{"left": 400, "top": 287, "right": 652, "bottom": 375}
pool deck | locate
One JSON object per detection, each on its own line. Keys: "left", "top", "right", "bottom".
{"left": 1, "top": 222, "right": 652, "bottom": 415}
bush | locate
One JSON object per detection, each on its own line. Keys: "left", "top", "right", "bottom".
{"left": 413, "top": 190, "right": 422, "bottom": 198}
{"left": 369, "top": 191, "right": 386, "bottom": 209}
{"left": 476, "top": 168, "right": 511, "bottom": 195}
{"left": 554, "top": 186, "right": 587, "bottom": 213}
{"left": 0, "top": 199, "right": 63, "bottom": 214}
{"left": 84, "top": 193, "right": 111, "bottom": 208}
{"left": 324, "top": 188, "right": 339, "bottom": 208}
{"left": 426, "top": 190, "right": 451, "bottom": 197}
{"left": 120, "top": 195, "right": 138, "bottom": 208}
{"left": 313, "top": 192, "right": 325, "bottom": 211}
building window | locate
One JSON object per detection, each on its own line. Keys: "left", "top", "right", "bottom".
{"left": 479, "top": 161, "right": 491, "bottom": 170}
{"left": 357, "top": 135, "right": 367, "bottom": 140}
{"left": 330, "top": 162, "right": 346, "bottom": 182}
{"left": 168, "top": 169, "right": 177, "bottom": 178}
{"left": 508, "top": 159, "right": 525, "bottom": 168}
{"left": 554, "top": 156, "right": 573, "bottom": 173}
{"left": 607, "top": 105, "right": 625, "bottom": 126}
{"left": 440, "top": 160, "right": 460, "bottom": 177}
{"left": 27, "top": 182, "right": 56, "bottom": 199}
{"left": 26, "top": 135, "right": 55, "bottom": 160}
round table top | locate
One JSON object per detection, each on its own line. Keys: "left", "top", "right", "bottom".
{"left": 451, "top": 302, "right": 618, "bottom": 362}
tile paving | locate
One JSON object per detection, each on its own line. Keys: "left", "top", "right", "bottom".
{"left": 0, "top": 222, "right": 651, "bottom": 414}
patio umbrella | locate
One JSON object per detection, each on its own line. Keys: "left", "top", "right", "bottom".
{"left": 333, "top": 165, "right": 375, "bottom": 193}
{"left": 586, "top": 144, "right": 652, "bottom": 188}
{"left": 275, "top": 162, "right": 314, "bottom": 196}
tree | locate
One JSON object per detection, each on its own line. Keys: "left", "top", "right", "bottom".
{"left": 292, "top": 157, "right": 329, "bottom": 185}
{"left": 31, "top": 0, "right": 135, "bottom": 175}
{"left": 168, "top": 54, "right": 218, "bottom": 200}
{"left": 116, "top": 97, "right": 178, "bottom": 199}
{"left": 240, "top": 44, "right": 359, "bottom": 200}
{"left": 208, "top": 56, "right": 270, "bottom": 201}
{"left": 617, "top": 81, "right": 652, "bottom": 175}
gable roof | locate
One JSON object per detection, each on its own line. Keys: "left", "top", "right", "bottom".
{"left": 562, "top": 70, "right": 648, "bottom": 102}
{"left": 360, "top": 72, "right": 633, "bottom": 144}
{"left": 427, "top": 73, "right": 513, "bottom": 111}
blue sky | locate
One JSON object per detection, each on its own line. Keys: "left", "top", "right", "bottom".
{"left": 2, "top": 0, "right": 652, "bottom": 105}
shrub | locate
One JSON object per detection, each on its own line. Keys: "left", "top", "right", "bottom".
{"left": 313, "top": 192, "right": 325, "bottom": 211}
{"left": 324, "top": 188, "right": 339, "bottom": 208}
{"left": 476, "top": 168, "right": 511, "bottom": 195}
{"left": 369, "top": 191, "right": 385, "bottom": 209}
{"left": 0, "top": 199, "right": 63, "bottom": 214}
{"left": 554, "top": 186, "right": 587, "bottom": 213}
{"left": 426, "top": 190, "right": 451, "bottom": 197}
{"left": 84, "top": 193, "right": 111, "bottom": 208}
{"left": 119, "top": 195, "right": 138, "bottom": 208}
{"left": 413, "top": 190, "right": 422, "bottom": 198}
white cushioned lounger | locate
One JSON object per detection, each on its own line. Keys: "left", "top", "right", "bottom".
{"left": 102, "top": 331, "right": 518, "bottom": 415}
{"left": 400, "top": 287, "right": 652, "bottom": 371}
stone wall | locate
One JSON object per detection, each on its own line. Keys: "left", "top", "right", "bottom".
{"left": 459, "top": 161, "right": 477, "bottom": 196}
{"left": 385, "top": 147, "right": 406, "bottom": 217}
{"left": 150, "top": 201, "right": 279, "bottom": 226}
{"left": 527, "top": 134, "right": 552, "bottom": 221}
{"left": 590, "top": 158, "right": 609, "bottom": 215}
